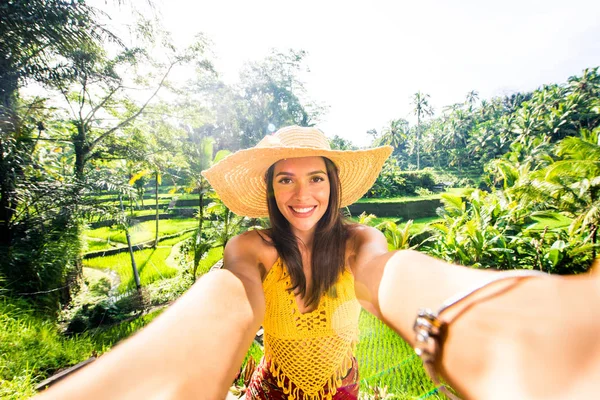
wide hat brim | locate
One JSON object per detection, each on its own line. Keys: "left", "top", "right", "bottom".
{"left": 201, "top": 130, "right": 392, "bottom": 218}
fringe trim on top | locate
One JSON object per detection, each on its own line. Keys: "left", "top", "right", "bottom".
{"left": 265, "top": 340, "right": 358, "bottom": 400}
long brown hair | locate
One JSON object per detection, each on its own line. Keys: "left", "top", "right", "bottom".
{"left": 265, "top": 157, "right": 349, "bottom": 307}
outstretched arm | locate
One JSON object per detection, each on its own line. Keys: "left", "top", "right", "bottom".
{"left": 36, "top": 233, "right": 266, "bottom": 399}
{"left": 351, "top": 225, "right": 600, "bottom": 400}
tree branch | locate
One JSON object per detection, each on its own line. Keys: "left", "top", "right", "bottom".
{"left": 84, "top": 85, "right": 121, "bottom": 125}
{"left": 78, "top": 75, "right": 87, "bottom": 123}
{"left": 89, "top": 61, "right": 179, "bottom": 151}
{"left": 42, "top": 53, "right": 77, "bottom": 118}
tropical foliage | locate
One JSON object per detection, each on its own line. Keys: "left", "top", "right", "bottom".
{"left": 1, "top": 0, "right": 599, "bottom": 397}
{"left": 422, "top": 190, "right": 594, "bottom": 273}
{"left": 365, "top": 160, "right": 437, "bottom": 198}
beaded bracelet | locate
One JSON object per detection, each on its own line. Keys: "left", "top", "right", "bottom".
{"left": 413, "top": 270, "right": 546, "bottom": 400}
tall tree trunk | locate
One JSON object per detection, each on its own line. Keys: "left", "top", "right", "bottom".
{"left": 592, "top": 225, "right": 597, "bottom": 260}
{"left": 73, "top": 123, "right": 88, "bottom": 181}
{"left": 154, "top": 171, "right": 159, "bottom": 248}
{"left": 416, "top": 113, "right": 421, "bottom": 170}
{"left": 0, "top": 138, "right": 13, "bottom": 246}
{"left": 120, "top": 195, "right": 141, "bottom": 290}
{"left": 192, "top": 181, "right": 205, "bottom": 282}
{"left": 224, "top": 212, "right": 229, "bottom": 247}
{"left": 0, "top": 116, "right": 36, "bottom": 246}
{"left": 198, "top": 181, "right": 204, "bottom": 233}
{"left": 0, "top": 80, "right": 18, "bottom": 246}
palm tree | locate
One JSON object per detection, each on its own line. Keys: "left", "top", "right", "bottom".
{"left": 542, "top": 129, "right": 600, "bottom": 256}
{"left": 465, "top": 90, "right": 479, "bottom": 111}
{"left": 512, "top": 128, "right": 600, "bottom": 260}
{"left": 411, "top": 92, "right": 434, "bottom": 169}
{"left": 329, "top": 135, "right": 357, "bottom": 150}
{"left": 567, "top": 67, "right": 600, "bottom": 98}
{"left": 377, "top": 118, "right": 409, "bottom": 151}
{"left": 566, "top": 67, "right": 600, "bottom": 133}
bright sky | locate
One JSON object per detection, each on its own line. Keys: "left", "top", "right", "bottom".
{"left": 111, "top": 0, "right": 600, "bottom": 147}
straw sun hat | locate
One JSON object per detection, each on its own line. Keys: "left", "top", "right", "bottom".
{"left": 201, "top": 126, "right": 392, "bottom": 218}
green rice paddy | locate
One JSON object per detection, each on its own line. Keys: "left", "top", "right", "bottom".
{"left": 356, "top": 188, "right": 468, "bottom": 204}
{"left": 356, "top": 311, "right": 444, "bottom": 399}
{"left": 348, "top": 216, "right": 441, "bottom": 236}
{"left": 84, "top": 219, "right": 198, "bottom": 251}
{"left": 197, "top": 247, "right": 225, "bottom": 276}
{"left": 84, "top": 248, "right": 178, "bottom": 292}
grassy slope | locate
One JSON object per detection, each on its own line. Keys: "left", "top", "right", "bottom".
{"left": 356, "top": 188, "right": 468, "bottom": 203}
{"left": 84, "top": 219, "right": 197, "bottom": 250}
{"left": 85, "top": 226, "right": 196, "bottom": 253}
{"left": 84, "top": 243, "right": 224, "bottom": 292}
{"left": 0, "top": 298, "right": 162, "bottom": 399}
{"left": 356, "top": 311, "right": 444, "bottom": 399}
{"left": 84, "top": 248, "right": 178, "bottom": 292}
{"left": 197, "top": 247, "right": 225, "bottom": 276}
{"left": 91, "top": 192, "right": 200, "bottom": 202}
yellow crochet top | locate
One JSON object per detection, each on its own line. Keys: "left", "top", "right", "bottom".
{"left": 262, "top": 258, "right": 361, "bottom": 400}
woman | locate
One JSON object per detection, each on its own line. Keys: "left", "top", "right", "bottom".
{"left": 201, "top": 125, "right": 394, "bottom": 399}
{"left": 37, "top": 126, "right": 600, "bottom": 400}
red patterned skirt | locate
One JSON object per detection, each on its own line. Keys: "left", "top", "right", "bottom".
{"left": 245, "top": 357, "right": 359, "bottom": 399}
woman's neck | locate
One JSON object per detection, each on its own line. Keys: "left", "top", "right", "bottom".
{"left": 292, "top": 228, "right": 316, "bottom": 250}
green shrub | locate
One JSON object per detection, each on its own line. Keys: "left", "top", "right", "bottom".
{"left": 0, "top": 216, "right": 82, "bottom": 314}
{"left": 415, "top": 187, "right": 433, "bottom": 196}
{"left": 456, "top": 177, "right": 476, "bottom": 187}
{"left": 90, "top": 277, "right": 111, "bottom": 296}
{"left": 143, "top": 274, "right": 194, "bottom": 306}
{"left": 365, "top": 160, "right": 436, "bottom": 198}
{"left": 66, "top": 301, "right": 125, "bottom": 334}
{"left": 422, "top": 190, "right": 593, "bottom": 273}
{"left": 89, "top": 308, "right": 163, "bottom": 348}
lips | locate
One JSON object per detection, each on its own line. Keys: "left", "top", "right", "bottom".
{"left": 289, "top": 205, "right": 317, "bottom": 217}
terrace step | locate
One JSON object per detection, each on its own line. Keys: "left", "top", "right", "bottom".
{"left": 83, "top": 228, "right": 196, "bottom": 259}
{"left": 90, "top": 211, "right": 197, "bottom": 228}
{"left": 347, "top": 198, "right": 444, "bottom": 219}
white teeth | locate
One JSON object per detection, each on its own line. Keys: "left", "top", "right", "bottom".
{"left": 292, "top": 206, "right": 315, "bottom": 213}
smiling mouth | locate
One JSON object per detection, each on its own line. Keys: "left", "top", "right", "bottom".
{"left": 289, "top": 206, "right": 317, "bottom": 216}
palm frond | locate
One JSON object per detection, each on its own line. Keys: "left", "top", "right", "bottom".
{"left": 544, "top": 160, "right": 600, "bottom": 181}
{"left": 440, "top": 193, "right": 464, "bottom": 213}
{"left": 582, "top": 204, "right": 600, "bottom": 228}
{"left": 556, "top": 136, "right": 600, "bottom": 160}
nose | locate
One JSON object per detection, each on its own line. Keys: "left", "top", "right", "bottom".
{"left": 293, "top": 180, "right": 310, "bottom": 199}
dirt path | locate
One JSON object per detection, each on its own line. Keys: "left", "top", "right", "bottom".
{"left": 165, "top": 240, "right": 186, "bottom": 269}
{"left": 106, "top": 268, "right": 121, "bottom": 299}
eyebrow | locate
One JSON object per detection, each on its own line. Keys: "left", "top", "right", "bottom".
{"left": 275, "top": 170, "right": 327, "bottom": 177}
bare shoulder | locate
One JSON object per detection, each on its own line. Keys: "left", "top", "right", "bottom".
{"left": 347, "top": 223, "right": 387, "bottom": 251}
{"left": 225, "top": 229, "right": 272, "bottom": 261}
{"left": 345, "top": 223, "right": 388, "bottom": 275}
{"left": 224, "top": 229, "right": 277, "bottom": 280}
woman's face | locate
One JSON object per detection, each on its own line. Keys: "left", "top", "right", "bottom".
{"left": 272, "top": 156, "right": 331, "bottom": 238}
